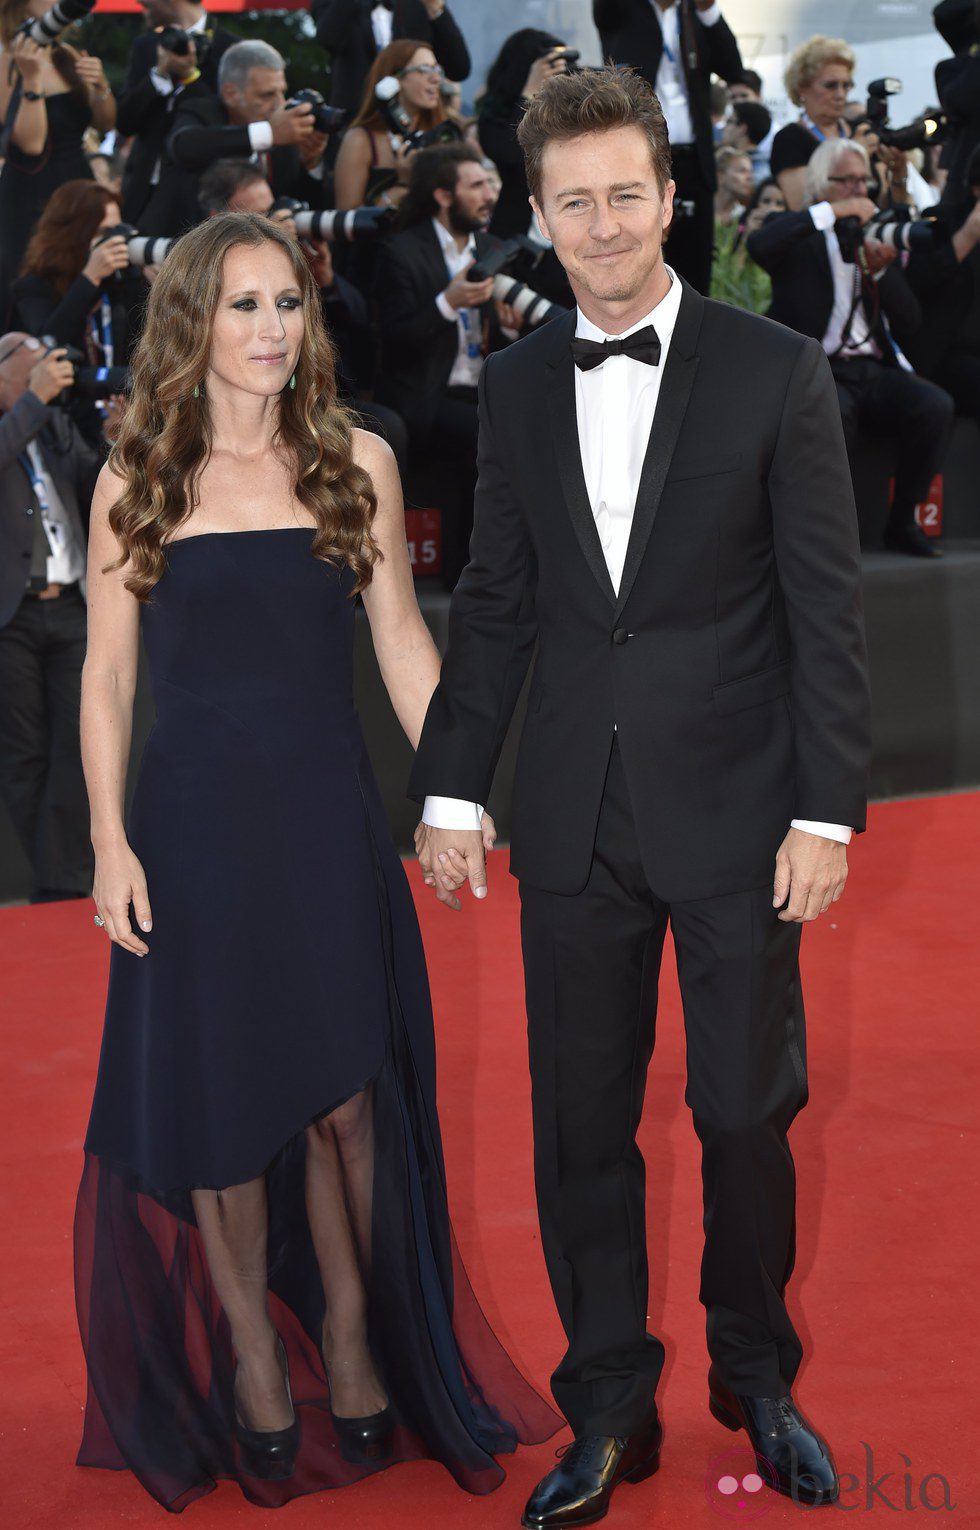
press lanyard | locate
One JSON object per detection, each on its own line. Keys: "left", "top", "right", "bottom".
{"left": 87, "top": 293, "right": 113, "bottom": 413}
{"left": 19, "top": 447, "right": 67, "bottom": 560}
{"left": 459, "top": 306, "right": 481, "bottom": 360}
{"left": 801, "top": 110, "right": 828, "bottom": 143}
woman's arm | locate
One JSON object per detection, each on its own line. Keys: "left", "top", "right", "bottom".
{"left": 333, "top": 126, "right": 373, "bottom": 210}
{"left": 81, "top": 461, "right": 152, "bottom": 955}
{"left": 356, "top": 429, "right": 442, "bottom": 749}
{"left": 65, "top": 46, "right": 117, "bottom": 133}
{"left": 776, "top": 165, "right": 808, "bottom": 212}
{"left": 0, "top": 36, "right": 49, "bottom": 154}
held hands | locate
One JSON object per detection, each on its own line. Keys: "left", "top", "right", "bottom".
{"left": 93, "top": 841, "right": 153, "bottom": 956}
{"left": 415, "top": 813, "right": 497, "bottom": 912}
{"left": 772, "top": 827, "right": 848, "bottom": 924}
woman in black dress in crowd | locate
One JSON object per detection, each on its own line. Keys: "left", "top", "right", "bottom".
{"left": 10, "top": 178, "right": 145, "bottom": 448}
{"left": 769, "top": 35, "right": 858, "bottom": 210}
{"left": 74, "top": 210, "right": 559, "bottom": 1513}
{"left": 0, "top": 0, "right": 115, "bottom": 320}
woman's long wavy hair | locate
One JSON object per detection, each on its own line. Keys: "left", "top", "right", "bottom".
{"left": 105, "top": 213, "right": 380, "bottom": 600}
{"left": 20, "top": 178, "right": 116, "bottom": 291}
{"left": 349, "top": 38, "right": 446, "bottom": 136}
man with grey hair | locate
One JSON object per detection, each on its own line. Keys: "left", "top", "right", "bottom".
{"left": 749, "top": 135, "right": 954, "bottom": 556}
{"left": 142, "top": 40, "right": 331, "bottom": 236}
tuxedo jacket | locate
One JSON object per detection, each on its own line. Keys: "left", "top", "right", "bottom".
{"left": 116, "top": 23, "right": 238, "bottom": 225}
{"left": 408, "top": 282, "right": 872, "bottom": 901}
{"left": 746, "top": 209, "right": 922, "bottom": 360}
{"left": 312, "top": 0, "right": 471, "bottom": 117}
{"left": 592, "top": 0, "right": 744, "bottom": 189}
{"left": 375, "top": 220, "right": 509, "bottom": 435}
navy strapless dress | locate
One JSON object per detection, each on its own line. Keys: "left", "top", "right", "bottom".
{"left": 73, "top": 528, "right": 559, "bottom": 1511}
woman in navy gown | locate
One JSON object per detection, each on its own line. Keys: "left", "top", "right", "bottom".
{"left": 74, "top": 210, "right": 559, "bottom": 1512}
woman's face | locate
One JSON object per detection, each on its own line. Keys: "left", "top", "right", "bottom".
{"left": 398, "top": 47, "right": 442, "bottom": 116}
{"left": 207, "top": 241, "right": 305, "bottom": 401}
{"left": 799, "top": 60, "right": 854, "bottom": 127}
{"left": 98, "top": 200, "right": 122, "bottom": 230}
{"left": 757, "top": 184, "right": 786, "bottom": 216}
{"left": 723, "top": 155, "right": 754, "bottom": 204}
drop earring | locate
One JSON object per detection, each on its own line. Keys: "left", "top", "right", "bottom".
{"left": 288, "top": 373, "right": 296, "bottom": 391}
{"left": 192, "top": 384, "right": 199, "bottom": 399}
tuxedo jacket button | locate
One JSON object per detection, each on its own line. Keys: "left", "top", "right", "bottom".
{"left": 612, "top": 628, "right": 629, "bottom": 645}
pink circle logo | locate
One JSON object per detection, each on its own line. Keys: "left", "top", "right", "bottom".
{"left": 705, "top": 1451, "right": 780, "bottom": 1517}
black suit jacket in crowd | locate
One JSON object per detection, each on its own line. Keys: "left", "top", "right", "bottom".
{"left": 0, "top": 390, "right": 99, "bottom": 629}
{"left": 312, "top": 0, "right": 471, "bottom": 117}
{"left": 592, "top": 0, "right": 744, "bottom": 189}
{"left": 374, "top": 219, "right": 511, "bottom": 434}
{"left": 409, "top": 282, "right": 872, "bottom": 901}
{"left": 116, "top": 21, "right": 238, "bottom": 225}
{"left": 747, "top": 208, "right": 922, "bottom": 360}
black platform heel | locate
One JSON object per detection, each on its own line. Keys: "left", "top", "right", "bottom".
{"left": 234, "top": 1337, "right": 300, "bottom": 1480}
{"left": 329, "top": 1404, "right": 395, "bottom": 1465}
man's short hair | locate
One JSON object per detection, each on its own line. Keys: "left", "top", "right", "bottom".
{"left": 804, "top": 136, "right": 870, "bottom": 206}
{"left": 198, "top": 159, "right": 269, "bottom": 215}
{"left": 516, "top": 66, "right": 671, "bottom": 206}
{"left": 218, "top": 40, "right": 285, "bottom": 94}
{"left": 738, "top": 69, "right": 763, "bottom": 95}
{"left": 732, "top": 100, "right": 772, "bottom": 146}
{"left": 398, "top": 141, "right": 485, "bottom": 226}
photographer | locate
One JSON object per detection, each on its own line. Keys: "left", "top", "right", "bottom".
{"left": 748, "top": 137, "right": 954, "bottom": 558}
{"left": 905, "top": 144, "right": 980, "bottom": 434}
{"left": 115, "top": 0, "right": 238, "bottom": 226}
{"left": 375, "top": 141, "right": 517, "bottom": 587}
{"left": 591, "top": 0, "right": 745, "bottom": 293}
{"left": 333, "top": 38, "right": 451, "bottom": 212}
{"left": 312, "top": 0, "right": 470, "bottom": 119}
{"left": 196, "top": 158, "right": 408, "bottom": 468}
{"left": 934, "top": 0, "right": 980, "bottom": 220}
{"left": 0, "top": 0, "right": 115, "bottom": 313}
{"left": 8, "top": 178, "right": 141, "bottom": 448}
{"left": 155, "top": 40, "right": 331, "bottom": 235}
{"left": 0, "top": 330, "right": 101, "bottom": 901}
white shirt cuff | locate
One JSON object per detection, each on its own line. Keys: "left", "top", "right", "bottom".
{"left": 791, "top": 819, "right": 853, "bottom": 844}
{"left": 306, "top": 158, "right": 325, "bottom": 180}
{"left": 423, "top": 796, "right": 484, "bottom": 830}
{"left": 248, "top": 120, "right": 274, "bottom": 152}
{"left": 435, "top": 290, "right": 458, "bottom": 324}
{"left": 809, "top": 200, "right": 837, "bottom": 232}
{"left": 698, "top": 2, "right": 722, "bottom": 24}
{"left": 149, "top": 67, "right": 175, "bottom": 96}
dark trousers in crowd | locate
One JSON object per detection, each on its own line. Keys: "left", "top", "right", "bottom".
{"left": 663, "top": 144, "right": 715, "bottom": 296}
{"left": 519, "top": 740, "right": 808, "bottom": 1436}
{"left": 930, "top": 348, "right": 980, "bottom": 426}
{"left": 427, "top": 383, "right": 478, "bottom": 592}
{"left": 0, "top": 586, "right": 93, "bottom": 902}
{"left": 831, "top": 357, "right": 954, "bottom": 534}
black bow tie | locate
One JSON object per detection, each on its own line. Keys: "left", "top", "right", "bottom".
{"left": 570, "top": 324, "right": 662, "bottom": 371}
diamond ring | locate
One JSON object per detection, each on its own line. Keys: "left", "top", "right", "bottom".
{"left": 94, "top": 914, "right": 106, "bottom": 928}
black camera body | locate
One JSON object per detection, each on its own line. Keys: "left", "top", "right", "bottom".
{"left": 285, "top": 89, "right": 347, "bottom": 136}
{"left": 19, "top": 0, "right": 96, "bottom": 47}
{"left": 865, "top": 77, "right": 946, "bottom": 153}
{"left": 373, "top": 76, "right": 463, "bottom": 152}
{"left": 155, "top": 23, "right": 209, "bottom": 69}
{"left": 269, "top": 198, "right": 398, "bottom": 243}
{"left": 538, "top": 44, "right": 582, "bottom": 74}
{"left": 834, "top": 205, "right": 949, "bottom": 264}
{"left": 40, "top": 339, "right": 130, "bottom": 399}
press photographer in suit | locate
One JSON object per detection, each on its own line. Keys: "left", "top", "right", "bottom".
{"left": 412, "top": 67, "right": 871, "bottom": 1525}
{"left": 312, "top": 0, "right": 471, "bottom": 118}
{"left": 592, "top": 0, "right": 744, "bottom": 292}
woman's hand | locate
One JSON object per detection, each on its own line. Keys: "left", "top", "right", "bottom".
{"left": 74, "top": 50, "right": 110, "bottom": 95}
{"left": 9, "top": 33, "right": 46, "bottom": 89}
{"left": 521, "top": 48, "right": 568, "bottom": 101}
{"left": 93, "top": 840, "right": 153, "bottom": 956}
{"left": 393, "top": 137, "right": 418, "bottom": 185}
{"left": 84, "top": 233, "right": 129, "bottom": 285}
{"left": 480, "top": 811, "right": 497, "bottom": 857}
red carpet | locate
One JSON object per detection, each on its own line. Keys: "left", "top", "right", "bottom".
{"left": 1, "top": 792, "right": 977, "bottom": 1527}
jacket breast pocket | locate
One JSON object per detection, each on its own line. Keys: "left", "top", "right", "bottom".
{"left": 712, "top": 660, "right": 791, "bottom": 716}
{"left": 668, "top": 450, "right": 742, "bottom": 483}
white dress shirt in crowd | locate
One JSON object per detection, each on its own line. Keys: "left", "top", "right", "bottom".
{"left": 432, "top": 217, "right": 484, "bottom": 390}
{"left": 808, "top": 201, "right": 912, "bottom": 372}
{"left": 25, "top": 440, "right": 86, "bottom": 587}
{"left": 423, "top": 265, "right": 851, "bottom": 843}
{"left": 371, "top": 4, "right": 394, "bottom": 51}
{"left": 148, "top": 11, "right": 208, "bottom": 97}
{"left": 649, "top": 0, "right": 721, "bottom": 147}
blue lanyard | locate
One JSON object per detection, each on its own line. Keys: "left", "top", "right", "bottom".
{"left": 18, "top": 446, "right": 51, "bottom": 515}
{"left": 88, "top": 293, "right": 114, "bottom": 366}
{"left": 800, "top": 110, "right": 828, "bottom": 143}
{"left": 459, "top": 306, "right": 481, "bottom": 359}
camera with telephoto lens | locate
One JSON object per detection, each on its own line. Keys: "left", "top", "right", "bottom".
{"left": 536, "top": 43, "right": 581, "bottom": 74}
{"left": 465, "top": 237, "right": 570, "bottom": 328}
{"left": 373, "top": 77, "right": 463, "bottom": 151}
{"left": 284, "top": 89, "right": 347, "bottom": 136}
{"left": 488, "top": 275, "right": 567, "bottom": 330}
{"left": 91, "top": 223, "right": 175, "bottom": 268}
{"left": 865, "top": 78, "right": 946, "bottom": 152}
{"left": 40, "top": 339, "right": 130, "bottom": 399}
{"left": 269, "top": 197, "right": 398, "bottom": 242}
{"left": 155, "top": 24, "right": 210, "bottom": 69}
{"left": 17, "top": 0, "right": 96, "bottom": 46}
{"left": 835, "top": 204, "right": 950, "bottom": 264}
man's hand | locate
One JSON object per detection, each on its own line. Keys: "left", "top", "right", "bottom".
{"left": 415, "top": 814, "right": 496, "bottom": 911}
{"left": 862, "top": 235, "right": 897, "bottom": 275}
{"left": 773, "top": 827, "right": 848, "bottom": 923}
{"left": 444, "top": 265, "right": 495, "bottom": 310}
{"left": 299, "top": 127, "right": 329, "bottom": 170}
{"left": 28, "top": 347, "right": 75, "bottom": 404}
{"left": 270, "top": 102, "right": 316, "bottom": 147}
{"left": 156, "top": 40, "right": 198, "bottom": 81}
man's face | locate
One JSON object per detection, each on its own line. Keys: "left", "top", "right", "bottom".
{"left": 446, "top": 161, "right": 496, "bottom": 233}
{"left": 723, "top": 155, "right": 754, "bottom": 204}
{"left": 0, "top": 333, "right": 45, "bottom": 410}
{"left": 728, "top": 82, "right": 760, "bottom": 105}
{"left": 226, "top": 178, "right": 276, "bottom": 216}
{"left": 721, "top": 117, "right": 748, "bottom": 150}
{"left": 225, "top": 68, "right": 286, "bottom": 125}
{"left": 530, "top": 125, "right": 673, "bottom": 308}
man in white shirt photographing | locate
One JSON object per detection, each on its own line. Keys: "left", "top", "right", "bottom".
{"left": 412, "top": 66, "right": 871, "bottom": 1525}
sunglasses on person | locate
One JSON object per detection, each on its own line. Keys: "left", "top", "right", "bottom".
{"left": 826, "top": 174, "right": 874, "bottom": 189}
{"left": 398, "top": 63, "right": 444, "bottom": 79}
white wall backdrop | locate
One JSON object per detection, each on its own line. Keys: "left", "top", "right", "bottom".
{"left": 450, "top": 0, "right": 951, "bottom": 123}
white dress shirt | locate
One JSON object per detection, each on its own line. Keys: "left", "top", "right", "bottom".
{"left": 423, "top": 265, "right": 851, "bottom": 843}
{"left": 809, "top": 201, "right": 912, "bottom": 372}
{"left": 371, "top": 4, "right": 394, "bottom": 51}
{"left": 25, "top": 440, "right": 86, "bottom": 587}
{"left": 432, "top": 218, "right": 483, "bottom": 390}
{"left": 649, "top": 0, "right": 722, "bottom": 147}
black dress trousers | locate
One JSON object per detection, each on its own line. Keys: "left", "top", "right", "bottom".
{"left": 519, "top": 738, "right": 808, "bottom": 1437}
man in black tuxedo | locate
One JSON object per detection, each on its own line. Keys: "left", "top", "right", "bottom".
{"left": 116, "top": 0, "right": 238, "bottom": 226}
{"left": 143, "top": 40, "right": 329, "bottom": 237}
{"left": 592, "top": 0, "right": 744, "bottom": 293}
{"left": 412, "top": 67, "right": 871, "bottom": 1524}
{"left": 747, "top": 137, "right": 954, "bottom": 558}
{"left": 312, "top": 0, "right": 471, "bottom": 117}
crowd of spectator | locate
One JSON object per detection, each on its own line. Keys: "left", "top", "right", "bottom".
{"left": 1, "top": 0, "right": 980, "bottom": 903}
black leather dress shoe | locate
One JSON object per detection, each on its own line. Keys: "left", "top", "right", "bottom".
{"left": 883, "top": 521, "right": 943, "bottom": 558}
{"left": 521, "top": 1411, "right": 662, "bottom": 1528}
{"left": 708, "top": 1365, "right": 839, "bottom": 1506}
